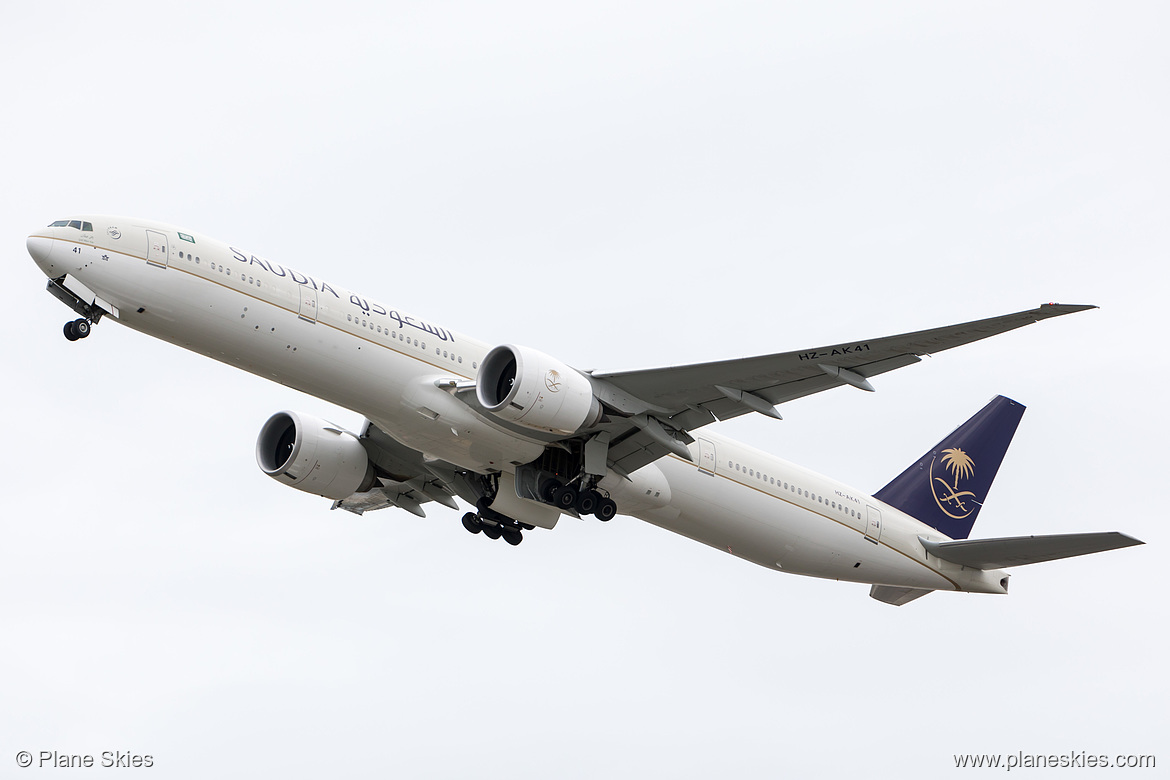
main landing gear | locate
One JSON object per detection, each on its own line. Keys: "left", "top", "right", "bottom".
{"left": 460, "top": 497, "right": 536, "bottom": 546}
{"left": 457, "top": 464, "right": 622, "bottom": 547}
{"left": 461, "top": 511, "right": 530, "bottom": 546}
{"left": 63, "top": 318, "right": 92, "bottom": 341}
{"left": 540, "top": 478, "right": 618, "bottom": 522}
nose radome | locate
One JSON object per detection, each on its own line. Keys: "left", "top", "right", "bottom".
{"left": 27, "top": 235, "right": 56, "bottom": 272}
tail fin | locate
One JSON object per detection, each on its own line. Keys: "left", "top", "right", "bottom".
{"left": 874, "top": 395, "right": 1025, "bottom": 540}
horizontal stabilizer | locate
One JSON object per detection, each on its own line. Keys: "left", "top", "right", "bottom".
{"left": 921, "top": 532, "right": 1143, "bottom": 570}
{"left": 870, "top": 585, "right": 934, "bottom": 606}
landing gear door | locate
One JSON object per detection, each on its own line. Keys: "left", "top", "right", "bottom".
{"left": 146, "top": 230, "right": 168, "bottom": 268}
{"left": 298, "top": 284, "right": 318, "bottom": 323}
{"left": 865, "top": 505, "right": 882, "bottom": 542}
{"left": 698, "top": 437, "right": 717, "bottom": 475}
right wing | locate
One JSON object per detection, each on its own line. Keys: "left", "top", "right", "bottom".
{"left": 590, "top": 303, "right": 1095, "bottom": 475}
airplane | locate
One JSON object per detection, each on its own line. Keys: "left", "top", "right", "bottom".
{"left": 26, "top": 215, "right": 1143, "bottom": 605}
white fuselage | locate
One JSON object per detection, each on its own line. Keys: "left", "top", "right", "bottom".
{"left": 27, "top": 216, "right": 1009, "bottom": 595}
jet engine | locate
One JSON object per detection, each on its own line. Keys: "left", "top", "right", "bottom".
{"left": 477, "top": 344, "right": 603, "bottom": 435}
{"left": 256, "top": 411, "right": 376, "bottom": 500}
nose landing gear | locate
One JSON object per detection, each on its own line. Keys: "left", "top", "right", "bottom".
{"left": 63, "top": 318, "right": 92, "bottom": 341}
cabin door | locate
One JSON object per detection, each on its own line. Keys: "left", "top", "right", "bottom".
{"left": 146, "top": 230, "right": 168, "bottom": 268}
{"left": 865, "top": 506, "right": 883, "bottom": 543}
{"left": 298, "top": 284, "right": 318, "bottom": 323}
{"left": 697, "top": 438, "right": 717, "bottom": 475}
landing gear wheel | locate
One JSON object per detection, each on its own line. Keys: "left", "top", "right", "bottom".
{"left": 502, "top": 528, "right": 523, "bottom": 546}
{"left": 575, "top": 490, "right": 599, "bottom": 516}
{"left": 553, "top": 486, "right": 578, "bottom": 511}
{"left": 64, "top": 321, "right": 80, "bottom": 341}
{"left": 540, "top": 478, "right": 561, "bottom": 502}
{"left": 461, "top": 512, "right": 482, "bottom": 534}
{"left": 73, "top": 319, "right": 91, "bottom": 338}
{"left": 596, "top": 498, "right": 618, "bottom": 522}
{"left": 482, "top": 523, "right": 502, "bottom": 540}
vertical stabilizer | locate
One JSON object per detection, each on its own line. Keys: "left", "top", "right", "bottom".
{"left": 874, "top": 396, "right": 1025, "bottom": 540}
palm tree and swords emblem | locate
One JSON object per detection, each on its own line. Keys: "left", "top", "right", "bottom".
{"left": 930, "top": 448, "right": 978, "bottom": 519}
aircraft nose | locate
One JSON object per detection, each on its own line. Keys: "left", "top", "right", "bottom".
{"left": 27, "top": 235, "right": 56, "bottom": 273}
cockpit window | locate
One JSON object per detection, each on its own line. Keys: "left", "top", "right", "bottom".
{"left": 49, "top": 220, "right": 93, "bottom": 231}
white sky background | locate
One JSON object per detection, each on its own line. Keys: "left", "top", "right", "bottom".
{"left": 2, "top": 2, "right": 1167, "bottom": 777}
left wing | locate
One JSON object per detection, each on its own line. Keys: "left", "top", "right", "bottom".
{"left": 588, "top": 304, "right": 1095, "bottom": 475}
{"left": 331, "top": 421, "right": 466, "bottom": 517}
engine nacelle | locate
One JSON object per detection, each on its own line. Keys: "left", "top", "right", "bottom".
{"left": 477, "top": 344, "right": 603, "bottom": 435}
{"left": 256, "top": 411, "right": 376, "bottom": 500}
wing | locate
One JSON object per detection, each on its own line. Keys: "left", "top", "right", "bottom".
{"left": 589, "top": 303, "right": 1095, "bottom": 475}
{"left": 331, "top": 420, "right": 469, "bottom": 517}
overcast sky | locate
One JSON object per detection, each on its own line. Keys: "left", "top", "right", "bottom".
{"left": 2, "top": 2, "right": 1166, "bottom": 777}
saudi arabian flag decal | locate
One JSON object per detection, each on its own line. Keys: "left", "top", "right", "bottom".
{"left": 178, "top": 232, "right": 195, "bottom": 243}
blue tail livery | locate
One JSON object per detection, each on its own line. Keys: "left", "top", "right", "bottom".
{"left": 875, "top": 395, "right": 1025, "bottom": 540}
